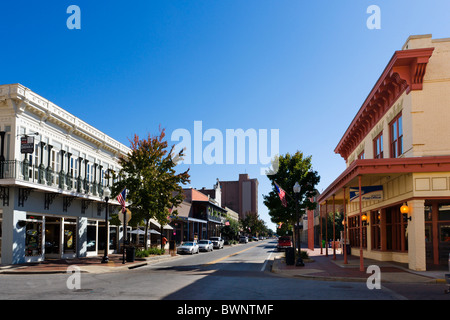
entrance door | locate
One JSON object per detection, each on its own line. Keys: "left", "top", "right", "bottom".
{"left": 45, "top": 217, "right": 61, "bottom": 258}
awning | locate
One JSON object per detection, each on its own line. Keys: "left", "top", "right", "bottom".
{"left": 149, "top": 218, "right": 174, "bottom": 230}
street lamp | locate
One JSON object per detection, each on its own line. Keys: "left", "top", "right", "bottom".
{"left": 101, "top": 186, "right": 111, "bottom": 263}
{"left": 293, "top": 182, "right": 304, "bottom": 267}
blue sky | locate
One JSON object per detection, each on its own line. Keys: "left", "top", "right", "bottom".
{"left": 1, "top": 1, "right": 450, "bottom": 231}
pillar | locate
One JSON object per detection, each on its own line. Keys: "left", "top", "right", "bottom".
{"left": 407, "top": 199, "right": 426, "bottom": 271}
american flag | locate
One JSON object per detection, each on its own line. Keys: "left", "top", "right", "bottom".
{"left": 274, "top": 182, "right": 287, "bottom": 208}
{"left": 117, "top": 188, "right": 127, "bottom": 209}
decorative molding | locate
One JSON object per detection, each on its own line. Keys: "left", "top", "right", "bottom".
{"left": 335, "top": 48, "right": 434, "bottom": 160}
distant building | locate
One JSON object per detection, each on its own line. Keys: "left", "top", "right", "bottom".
{"left": 219, "top": 174, "right": 258, "bottom": 220}
{"left": 169, "top": 188, "right": 227, "bottom": 243}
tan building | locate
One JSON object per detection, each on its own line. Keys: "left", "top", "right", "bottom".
{"left": 318, "top": 35, "right": 450, "bottom": 271}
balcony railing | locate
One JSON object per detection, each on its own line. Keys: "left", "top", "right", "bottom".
{"left": 0, "top": 160, "right": 105, "bottom": 197}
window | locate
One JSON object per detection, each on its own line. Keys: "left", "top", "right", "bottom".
{"left": 348, "top": 215, "right": 367, "bottom": 248}
{"left": 373, "top": 132, "right": 383, "bottom": 159}
{"left": 390, "top": 113, "right": 403, "bottom": 158}
{"left": 358, "top": 151, "right": 365, "bottom": 160}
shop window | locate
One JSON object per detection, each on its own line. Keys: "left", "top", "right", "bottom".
{"left": 385, "top": 207, "right": 407, "bottom": 252}
{"left": 25, "top": 216, "right": 43, "bottom": 257}
{"left": 438, "top": 204, "right": 450, "bottom": 221}
{"left": 390, "top": 113, "right": 403, "bottom": 158}
{"left": 64, "top": 218, "right": 77, "bottom": 254}
{"left": 87, "top": 223, "right": 97, "bottom": 252}
{"left": 440, "top": 225, "right": 450, "bottom": 242}
{"left": 348, "top": 215, "right": 367, "bottom": 248}
{"left": 371, "top": 211, "right": 381, "bottom": 250}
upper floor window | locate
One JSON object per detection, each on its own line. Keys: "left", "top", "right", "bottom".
{"left": 358, "top": 151, "right": 365, "bottom": 160}
{"left": 373, "top": 132, "right": 383, "bottom": 159}
{"left": 390, "top": 113, "right": 403, "bottom": 158}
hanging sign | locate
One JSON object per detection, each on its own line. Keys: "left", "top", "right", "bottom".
{"left": 349, "top": 185, "right": 383, "bottom": 202}
{"left": 21, "top": 136, "right": 35, "bottom": 154}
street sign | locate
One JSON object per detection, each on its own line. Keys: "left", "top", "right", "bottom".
{"left": 20, "top": 136, "right": 35, "bottom": 154}
{"left": 119, "top": 208, "right": 132, "bottom": 224}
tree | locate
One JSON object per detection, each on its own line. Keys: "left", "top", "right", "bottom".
{"left": 241, "top": 212, "right": 266, "bottom": 237}
{"left": 220, "top": 217, "right": 241, "bottom": 241}
{"left": 263, "top": 151, "right": 320, "bottom": 248}
{"left": 113, "top": 127, "right": 190, "bottom": 249}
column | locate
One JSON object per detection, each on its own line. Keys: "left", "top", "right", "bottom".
{"left": 407, "top": 199, "right": 426, "bottom": 271}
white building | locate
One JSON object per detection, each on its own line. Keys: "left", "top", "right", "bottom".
{"left": 0, "top": 84, "right": 130, "bottom": 264}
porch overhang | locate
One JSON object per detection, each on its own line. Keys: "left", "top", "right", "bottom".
{"left": 318, "top": 155, "right": 450, "bottom": 205}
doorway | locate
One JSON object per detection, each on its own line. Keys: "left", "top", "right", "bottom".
{"left": 45, "top": 217, "right": 61, "bottom": 258}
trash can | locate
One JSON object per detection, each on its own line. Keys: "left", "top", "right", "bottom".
{"left": 285, "top": 247, "right": 295, "bottom": 266}
{"left": 126, "top": 247, "right": 136, "bottom": 262}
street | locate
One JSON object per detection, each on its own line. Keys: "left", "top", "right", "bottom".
{"left": 0, "top": 239, "right": 432, "bottom": 301}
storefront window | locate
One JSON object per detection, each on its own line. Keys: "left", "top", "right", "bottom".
{"left": 64, "top": 218, "right": 77, "bottom": 254}
{"left": 87, "top": 222, "right": 97, "bottom": 252}
{"left": 440, "top": 225, "right": 450, "bottom": 242}
{"left": 438, "top": 204, "right": 450, "bottom": 221}
{"left": 25, "top": 216, "right": 43, "bottom": 257}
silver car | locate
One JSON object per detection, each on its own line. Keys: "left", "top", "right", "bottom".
{"left": 177, "top": 242, "right": 199, "bottom": 255}
{"left": 198, "top": 240, "right": 214, "bottom": 252}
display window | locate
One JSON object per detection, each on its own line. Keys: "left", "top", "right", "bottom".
{"left": 25, "top": 215, "right": 43, "bottom": 257}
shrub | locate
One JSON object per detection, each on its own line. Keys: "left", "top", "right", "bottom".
{"left": 136, "top": 248, "right": 165, "bottom": 258}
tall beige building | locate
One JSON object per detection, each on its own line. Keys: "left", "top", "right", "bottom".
{"left": 318, "top": 35, "right": 450, "bottom": 271}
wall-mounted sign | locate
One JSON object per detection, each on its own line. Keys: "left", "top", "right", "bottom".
{"left": 20, "top": 136, "right": 35, "bottom": 154}
{"left": 349, "top": 185, "right": 383, "bottom": 202}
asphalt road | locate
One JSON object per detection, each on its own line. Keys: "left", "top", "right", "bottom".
{"left": 0, "top": 239, "right": 412, "bottom": 302}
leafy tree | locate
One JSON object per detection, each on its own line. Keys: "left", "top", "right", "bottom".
{"left": 113, "top": 128, "right": 190, "bottom": 249}
{"left": 220, "top": 216, "right": 241, "bottom": 241}
{"left": 263, "top": 151, "right": 320, "bottom": 248}
{"left": 241, "top": 212, "right": 266, "bottom": 236}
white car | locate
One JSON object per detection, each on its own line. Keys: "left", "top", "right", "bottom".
{"left": 198, "top": 240, "right": 214, "bottom": 252}
{"left": 177, "top": 242, "right": 199, "bottom": 255}
{"left": 210, "top": 237, "right": 224, "bottom": 249}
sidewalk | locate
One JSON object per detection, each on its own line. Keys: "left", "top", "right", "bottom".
{"left": 0, "top": 253, "right": 179, "bottom": 274}
{"left": 271, "top": 248, "right": 449, "bottom": 284}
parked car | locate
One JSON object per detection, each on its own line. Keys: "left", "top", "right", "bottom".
{"left": 252, "top": 236, "right": 259, "bottom": 241}
{"left": 210, "top": 237, "right": 224, "bottom": 249}
{"left": 177, "top": 242, "right": 199, "bottom": 255}
{"left": 277, "top": 236, "right": 293, "bottom": 252}
{"left": 239, "top": 236, "right": 248, "bottom": 243}
{"left": 198, "top": 240, "right": 214, "bottom": 252}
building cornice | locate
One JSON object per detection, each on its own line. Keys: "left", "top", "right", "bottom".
{"left": 335, "top": 48, "right": 435, "bottom": 160}
{"left": 0, "top": 83, "right": 130, "bottom": 156}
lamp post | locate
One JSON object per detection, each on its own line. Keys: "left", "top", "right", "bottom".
{"left": 101, "top": 186, "right": 111, "bottom": 263}
{"left": 293, "top": 182, "right": 304, "bottom": 267}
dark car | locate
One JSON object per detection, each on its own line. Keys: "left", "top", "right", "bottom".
{"left": 277, "top": 236, "right": 293, "bottom": 252}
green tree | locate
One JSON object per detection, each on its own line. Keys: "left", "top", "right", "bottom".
{"left": 220, "top": 217, "right": 241, "bottom": 241}
{"left": 263, "top": 151, "right": 320, "bottom": 248}
{"left": 113, "top": 128, "right": 190, "bottom": 249}
{"left": 241, "top": 212, "right": 266, "bottom": 236}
